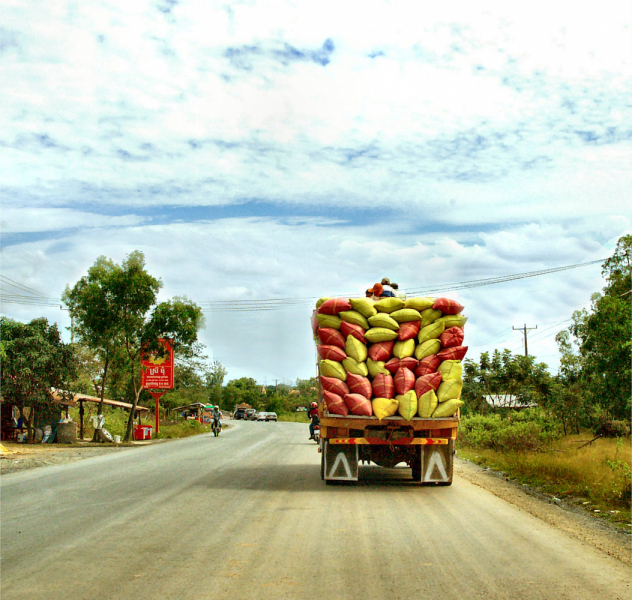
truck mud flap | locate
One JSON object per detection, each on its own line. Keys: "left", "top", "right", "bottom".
{"left": 415, "top": 440, "right": 454, "bottom": 484}
{"left": 323, "top": 441, "right": 359, "bottom": 482}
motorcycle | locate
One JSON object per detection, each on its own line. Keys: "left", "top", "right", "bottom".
{"left": 312, "top": 422, "right": 320, "bottom": 444}
{"left": 211, "top": 418, "right": 221, "bottom": 437}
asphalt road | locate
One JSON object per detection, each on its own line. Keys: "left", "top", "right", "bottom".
{"left": 1, "top": 421, "right": 629, "bottom": 600}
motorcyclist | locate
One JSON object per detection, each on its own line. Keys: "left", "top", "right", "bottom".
{"left": 211, "top": 405, "right": 222, "bottom": 430}
{"left": 308, "top": 401, "right": 320, "bottom": 440}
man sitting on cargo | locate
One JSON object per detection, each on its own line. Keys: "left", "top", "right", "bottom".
{"left": 308, "top": 402, "right": 319, "bottom": 440}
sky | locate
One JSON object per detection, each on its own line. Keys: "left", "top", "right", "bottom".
{"left": 1, "top": 0, "right": 631, "bottom": 385}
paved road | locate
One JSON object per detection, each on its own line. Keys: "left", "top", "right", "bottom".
{"left": 1, "top": 421, "right": 629, "bottom": 600}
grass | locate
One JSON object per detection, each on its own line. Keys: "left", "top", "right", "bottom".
{"left": 458, "top": 434, "right": 632, "bottom": 528}
{"left": 277, "top": 412, "right": 309, "bottom": 423}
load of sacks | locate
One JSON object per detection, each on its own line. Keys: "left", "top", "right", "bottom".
{"left": 312, "top": 295, "right": 467, "bottom": 421}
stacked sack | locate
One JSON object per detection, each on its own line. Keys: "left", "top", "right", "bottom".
{"left": 312, "top": 296, "right": 467, "bottom": 421}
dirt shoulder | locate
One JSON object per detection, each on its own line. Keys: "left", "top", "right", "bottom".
{"left": 455, "top": 458, "right": 631, "bottom": 565}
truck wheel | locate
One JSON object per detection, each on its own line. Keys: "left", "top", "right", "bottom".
{"left": 320, "top": 451, "right": 325, "bottom": 480}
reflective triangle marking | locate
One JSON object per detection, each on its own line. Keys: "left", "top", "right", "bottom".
{"left": 329, "top": 451, "right": 353, "bottom": 479}
{"left": 424, "top": 451, "right": 448, "bottom": 482}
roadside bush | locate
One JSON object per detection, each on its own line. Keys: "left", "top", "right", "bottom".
{"left": 459, "top": 409, "right": 561, "bottom": 452}
{"left": 596, "top": 420, "right": 630, "bottom": 438}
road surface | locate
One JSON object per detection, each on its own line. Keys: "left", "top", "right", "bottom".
{"left": 1, "top": 421, "right": 630, "bottom": 600}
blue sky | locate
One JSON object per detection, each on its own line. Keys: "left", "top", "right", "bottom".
{"left": 1, "top": 0, "right": 631, "bottom": 384}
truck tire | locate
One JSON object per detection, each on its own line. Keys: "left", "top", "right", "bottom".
{"left": 320, "top": 451, "right": 325, "bottom": 480}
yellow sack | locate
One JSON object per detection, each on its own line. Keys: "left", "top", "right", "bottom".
{"left": 368, "top": 313, "right": 400, "bottom": 331}
{"left": 393, "top": 339, "right": 415, "bottom": 359}
{"left": 437, "top": 378, "right": 463, "bottom": 402}
{"left": 339, "top": 310, "right": 370, "bottom": 329}
{"left": 414, "top": 339, "right": 441, "bottom": 360}
{"left": 343, "top": 357, "right": 369, "bottom": 377}
{"left": 396, "top": 390, "right": 418, "bottom": 421}
{"left": 372, "top": 397, "right": 399, "bottom": 421}
{"left": 432, "top": 399, "right": 464, "bottom": 418}
{"left": 368, "top": 358, "right": 389, "bottom": 378}
{"left": 346, "top": 335, "right": 368, "bottom": 363}
{"left": 438, "top": 360, "right": 462, "bottom": 381}
{"left": 436, "top": 315, "right": 468, "bottom": 329}
{"left": 374, "top": 297, "right": 405, "bottom": 313}
{"left": 417, "top": 320, "right": 445, "bottom": 344}
{"left": 365, "top": 327, "right": 398, "bottom": 343}
{"left": 390, "top": 308, "right": 422, "bottom": 323}
{"left": 417, "top": 389, "right": 438, "bottom": 418}
{"left": 316, "top": 297, "right": 331, "bottom": 309}
{"left": 316, "top": 313, "right": 342, "bottom": 330}
{"left": 319, "top": 359, "right": 346, "bottom": 380}
{"left": 349, "top": 297, "right": 377, "bottom": 319}
{"left": 404, "top": 297, "right": 434, "bottom": 311}
{"left": 420, "top": 308, "right": 443, "bottom": 328}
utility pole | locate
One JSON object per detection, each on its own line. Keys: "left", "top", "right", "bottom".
{"left": 513, "top": 323, "right": 537, "bottom": 356}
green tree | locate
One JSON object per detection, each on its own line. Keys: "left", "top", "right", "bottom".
{"left": 462, "top": 349, "right": 553, "bottom": 415}
{"left": 1, "top": 317, "right": 76, "bottom": 442}
{"left": 223, "top": 377, "right": 263, "bottom": 410}
{"left": 65, "top": 252, "right": 205, "bottom": 441}
{"left": 206, "top": 360, "right": 227, "bottom": 408}
{"left": 561, "top": 235, "right": 631, "bottom": 421}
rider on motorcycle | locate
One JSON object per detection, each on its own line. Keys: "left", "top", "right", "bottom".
{"left": 211, "top": 405, "right": 222, "bottom": 429}
{"left": 308, "top": 401, "right": 319, "bottom": 440}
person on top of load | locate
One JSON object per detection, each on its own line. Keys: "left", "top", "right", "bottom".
{"left": 308, "top": 401, "right": 320, "bottom": 440}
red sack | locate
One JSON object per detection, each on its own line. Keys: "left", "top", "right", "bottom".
{"left": 320, "top": 376, "right": 350, "bottom": 397}
{"left": 415, "top": 355, "right": 441, "bottom": 377}
{"left": 318, "top": 327, "right": 346, "bottom": 349}
{"left": 432, "top": 297, "right": 464, "bottom": 315}
{"left": 372, "top": 373, "right": 395, "bottom": 399}
{"left": 317, "top": 345, "right": 347, "bottom": 362}
{"left": 397, "top": 321, "right": 421, "bottom": 341}
{"left": 311, "top": 311, "right": 319, "bottom": 336}
{"left": 347, "top": 372, "right": 372, "bottom": 399}
{"left": 384, "top": 358, "right": 400, "bottom": 374}
{"left": 437, "top": 346, "right": 468, "bottom": 361}
{"left": 340, "top": 321, "right": 367, "bottom": 344}
{"left": 394, "top": 367, "right": 415, "bottom": 395}
{"left": 344, "top": 393, "right": 373, "bottom": 417}
{"left": 399, "top": 357, "right": 419, "bottom": 371}
{"left": 368, "top": 340, "right": 395, "bottom": 362}
{"left": 318, "top": 297, "right": 352, "bottom": 315}
{"left": 415, "top": 372, "right": 442, "bottom": 397}
{"left": 440, "top": 327, "right": 464, "bottom": 348}
{"left": 324, "top": 390, "right": 349, "bottom": 416}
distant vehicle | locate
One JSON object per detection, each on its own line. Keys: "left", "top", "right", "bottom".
{"left": 233, "top": 408, "right": 247, "bottom": 420}
{"left": 256, "top": 412, "right": 268, "bottom": 421}
{"left": 245, "top": 408, "right": 257, "bottom": 420}
{"left": 265, "top": 412, "right": 278, "bottom": 422}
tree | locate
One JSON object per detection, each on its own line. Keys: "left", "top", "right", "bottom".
{"left": 206, "top": 360, "right": 227, "bottom": 408}
{"left": 462, "top": 349, "right": 553, "bottom": 415}
{"left": 1, "top": 317, "right": 76, "bottom": 442}
{"left": 560, "top": 235, "right": 631, "bottom": 421}
{"left": 65, "top": 252, "right": 205, "bottom": 441}
{"left": 223, "top": 377, "right": 263, "bottom": 410}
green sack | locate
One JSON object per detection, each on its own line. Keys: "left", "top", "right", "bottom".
{"left": 319, "top": 359, "right": 346, "bottom": 380}
{"left": 390, "top": 308, "right": 422, "bottom": 323}
{"left": 367, "top": 358, "right": 390, "bottom": 378}
{"left": 346, "top": 335, "right": 368, "bottom": 363}
{"left": 349, "top": 297, "right": 377, "bottom": 319}
{"left": 372, "top": 397, "right": 399, "bottom": 421}
{"left": 420, "top": 308, "right": 443, "bottom": 328}
{"left": 437, "top": 378, "right": 463, "bottom": 402}
{"left": 374, "top": 297, "right": 405, "bottom": 314}
{"left": 436, "top": 315, "right": 468, "bottom": 329}
{"left": 414, "top": 339, "right": 441, "bottom": 360}
{"left": 438, "top": 360, "right": 462, "bottom": 381}
{"left": 432, "top": 398, "right": 464, "bottom": 418}
{"left": 339, "top": 310, "right": 370, "bottom": 330}
{"left": 316, "top": 297, "right": 331, "bottom": 309}
{"left": 365, "top": 328, "right": 398, "bottom": 343}
{"left": 316, "top": 313, "right": 342, "bottom": 330}
{"left": 396, "top": 390, "right": 417, "bottom": 421}
{"left": 368, "top": 313, "right": 400, "bottom": 331}
{"left": 393, "top": 339, "right": 415, "bottom": 359}
{"left": 343, "top": 357, "right": 369, "bottom": 377}
{"left": 418, "top": 320, "right": 445, "bottom": 344}
{"left": 417, "top": 389, "right": 438, "bottom": 418}
{"left": 404, "top": 297, "right": 434, "bottom": 311}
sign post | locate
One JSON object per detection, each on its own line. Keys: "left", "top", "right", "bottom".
{"left": 141, "top": 338, "right": 174, "bottom": 436}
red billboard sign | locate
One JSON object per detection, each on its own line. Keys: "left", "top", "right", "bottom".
{"left": 141, "top": 338, "right": 174, "bottom": 390}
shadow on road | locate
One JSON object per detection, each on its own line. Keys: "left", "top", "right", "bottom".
{"left": 194, "top": 463, "right": 437, "bottom": 493}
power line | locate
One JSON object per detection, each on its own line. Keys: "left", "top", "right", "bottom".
{"left": 512, "top": 323, "right": 538, "bottom": 356}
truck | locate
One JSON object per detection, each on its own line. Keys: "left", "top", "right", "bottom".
{"left": 318, "top": 404, "right": 458, "bottom": 484}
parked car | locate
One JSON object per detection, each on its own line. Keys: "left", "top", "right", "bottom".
{"left": 265, "top": 412, "right": 278, "bottom": 422}
{"left": 256, "top": 412, "right": 268, "bottom": 421}
{"left": 233, "top": 408, "right": 247, "bottom": 420}
{"left": 245, "top": 409, "right": 257, "bottom": 420}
